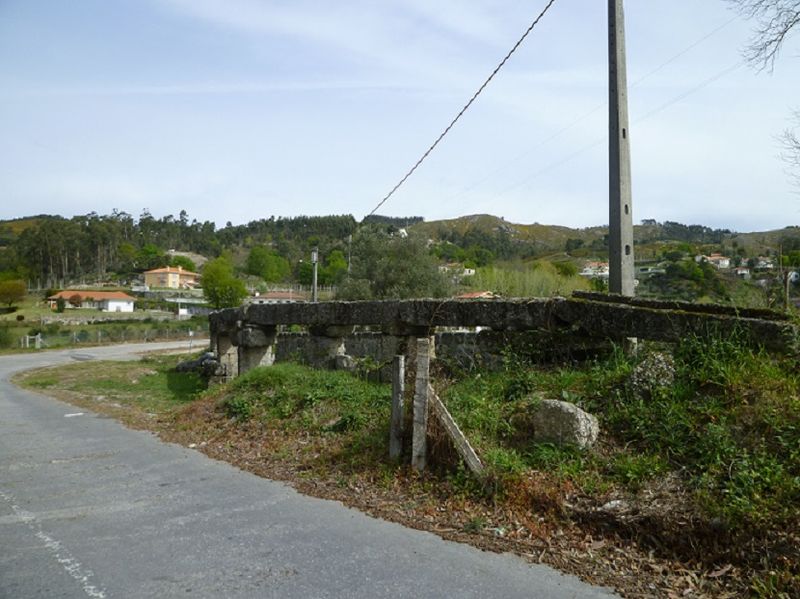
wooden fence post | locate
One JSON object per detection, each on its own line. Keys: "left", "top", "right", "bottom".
{"left": 412, "top": 338, "right": 430, "bottom": 472}
{"left": 389, "top": 355, "right": 405, "bottom": 459}
{"left": 428, "top": 384, "right": 484, "bottom": 477}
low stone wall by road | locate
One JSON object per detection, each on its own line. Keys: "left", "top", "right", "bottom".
{"left": 208, "top": 294, "right": 799, "bottom": 383}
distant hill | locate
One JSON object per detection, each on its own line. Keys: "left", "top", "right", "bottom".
{"left": 413, "top": 214, "right": 602, "bottom": 244}
{"left": 0, "top": 215, "right": 56, "bottom": 246}
{"left": 411, "top": 214, "right": 800, "bottom": 257}
{"left": 728, "top": 226, "right": 800, "bottom": 254}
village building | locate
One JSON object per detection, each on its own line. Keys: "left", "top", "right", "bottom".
{"left": 251, "top": 290, "right": 308, "bottom": 304}
{"left": 143, "top": 266, "right": 200, "bottom": 289}
{"left": 439, "top": 263, "right": 477, "bottom": 278}
{"left": 455, "top": 290, "right": 498, "bottom": 300}
{"left": 580, "top": 261, "right": 610, "bottom": 279}
{"left": 696, "top": 254, "right": 731, "bottom": 269}
{"left": 755, "top": 257, "right": 775, "bottom": 270}
{"left": 48, "top": 290, "right": 136, "bottom": 313}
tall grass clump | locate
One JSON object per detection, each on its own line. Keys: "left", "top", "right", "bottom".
{"left": 469, "top": 261, "right": 589, "bottom": 298}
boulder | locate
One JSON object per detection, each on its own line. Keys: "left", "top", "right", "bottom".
{"left": 176, "top": 352, "right": 221, "bottom": 378}
{"left": 334, "top": 354, "right": 357, "bottom": 372}
{"left": 629, "top": 351, "right": 675, "bottom": 398}
{"left": 531, "top": 399, "right": 599, "bottom": 450}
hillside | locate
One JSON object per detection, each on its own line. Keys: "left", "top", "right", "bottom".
{"left": 412, "top": 214, "right": 605, "bottom": 248}
{"left": 0, "top": 215, "right": 56, "bottom": 246}
{"left": 412, "top": 214, "right": 800, "bottom": 257}
{"left": 2, "top": 211, "right": 799, "bottom": 301}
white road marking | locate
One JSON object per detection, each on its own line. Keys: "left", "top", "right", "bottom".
{"left": 64, "top": 413, "right": 85, "bottom": 418}
{"left": 0, "top": 490, "right": 107, "bottom": 599}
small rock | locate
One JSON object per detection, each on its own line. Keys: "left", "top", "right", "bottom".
{"left": 188, "top": 443, "right": 197, "bottom": 448}
{"left": 531, "top": 399, "right": 599, "bottom": 449}
{"left": 601, "top": 499, "right": 627, "bottom": 512}
{"left": 334, "top": 354, "right": 356, "bottom": 371}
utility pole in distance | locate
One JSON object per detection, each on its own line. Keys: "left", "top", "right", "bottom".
{"left": 608, "top": 0, "right": 635, "bottom": 296}
{"left": 311, "top": 247, "right": 319, "bottom": 302}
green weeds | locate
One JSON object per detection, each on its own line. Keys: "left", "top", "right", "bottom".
{"left": 442, "top": 334, "right": 800, "bottom": 535}
{"left": 223, "top": 363, "right": 390, "bottom": 435}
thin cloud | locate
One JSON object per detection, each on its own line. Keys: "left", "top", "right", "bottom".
{"left": 1, "top": 80, "right": 415, "bottom": 98}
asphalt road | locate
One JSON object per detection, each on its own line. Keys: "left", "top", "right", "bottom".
{"left": 0, "top": 342, "right": 619, "bottom": 598}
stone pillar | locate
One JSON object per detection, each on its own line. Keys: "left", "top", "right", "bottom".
{"left": 308, "top": 326, "right": 353, "bottom": 369}
{"left": 235, "top": 326, "right": 278, "bottom": 375}
{"left": 216, "top": 333, "right": 238, "bottom": 384}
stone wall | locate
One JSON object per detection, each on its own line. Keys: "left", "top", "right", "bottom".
{"left": 266, "top": 329, "right": 616, "bottom": 381}
{"left": 208, "top": 295, "right": 800, "bottom": 382}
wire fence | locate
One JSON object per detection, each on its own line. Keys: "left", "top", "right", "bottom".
{"left": 5, "top": 323, "right": 209, "bottom": 351}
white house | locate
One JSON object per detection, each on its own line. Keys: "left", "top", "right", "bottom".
{"left": 702, "top": 254, "right": 731, "bottom": 269}
{"left": 48, "top": 290, "right": 136, "bottom": 313}
{"left": 580, "top": 261, "right": 610, "bottom": 279}
{"left": 756, "top": 257, "right": 775, "bottom": 270}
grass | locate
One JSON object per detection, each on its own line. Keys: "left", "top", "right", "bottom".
{"left": 221, "top": 363, "right": 392, "bottom": 472}
{"left": 438, "top": 335, "right": 800, "bottom": 535}
{"left": 0, "top": 303, "right": 207, "bottom": 352}
{"left": 17, "top": 353, "right": 206, "bottom": 415}
{"left": 467, "top": 261, "right": 590, "bottom": 298}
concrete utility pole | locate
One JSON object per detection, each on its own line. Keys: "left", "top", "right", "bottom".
{"left": 311, "top": 247, "right": 319, "bottom": 302}
{"left": 608, "top": 0, "right": 635, "bottom": 296}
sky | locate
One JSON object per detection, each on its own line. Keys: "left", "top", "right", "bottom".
{"left": 0, "top": 0, "right": 798, "bottom": 232}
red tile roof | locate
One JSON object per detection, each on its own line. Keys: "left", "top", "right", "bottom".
{"left": 456, "top": 291, "right": 498, "bottom": 299}
{"left": 144, "top": 267, "right": 199, "bottom": 276}
{"left": 48, "top": 290, "right": 136, "bottom": 301}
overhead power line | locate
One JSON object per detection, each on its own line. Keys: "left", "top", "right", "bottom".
{"left": 493, "top": 60, "right": 745, "bottom": 199}
{"left": 445, "top": 15, "right": 739, "bottom": 204}
{"left": 365, "top": 0, "right": 559, "bottom": 218}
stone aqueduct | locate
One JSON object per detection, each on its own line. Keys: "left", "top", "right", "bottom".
{"left": 208, "top": 292, "right": 799, "bottom": 382}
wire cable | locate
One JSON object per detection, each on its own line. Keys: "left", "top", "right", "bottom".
{"left": 492, "top": 60, "right": 745, "bottom": 198}
{"left": 444, "top": 15, "right": 739, "bottom": 204}
{"left": 365, "top": 0, "right": 559, "bottom": 218}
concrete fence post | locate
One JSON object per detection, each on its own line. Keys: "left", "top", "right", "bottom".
{"left": 412, "top": 337, "right": 431, "bottom": 472}
{"left": 389, "top": 355, "right": 405, "bottom": 459}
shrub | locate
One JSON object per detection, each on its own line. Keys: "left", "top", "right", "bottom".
{"left": 0, "top": 327, "right": 12, "bottom": 349}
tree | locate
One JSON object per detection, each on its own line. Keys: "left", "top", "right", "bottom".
{"left": 245, "top": 246, "right": 290, "bottom": 283}
{"left": 0, "top": 279, "right": 26, "bottom": 308}
{"left": 137, "top": 244, "right": 168, "bottom": 270}
{"left": 728, "top": 0, "right": 800, "bottom": 69}
{"left": 782, "top": 109, "right": 800, "bottom": 188}
{"left": 201, "top": 257, "right": 248, "bottom": 309}
{"left": 729, "top": 0, "right": 800, "bottom": 182}
{"left": 170, "top": 255, "right": 197, "bottom": 272}
{"left": 338, "top": 227, "right": 452, "bottom": 300}
{"left": 320, "top": 250, "right": 348, "bottom": 285}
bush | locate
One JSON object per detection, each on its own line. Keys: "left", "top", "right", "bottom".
{"left": 0, "top": 327, "right": 12, "bottom": 349}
